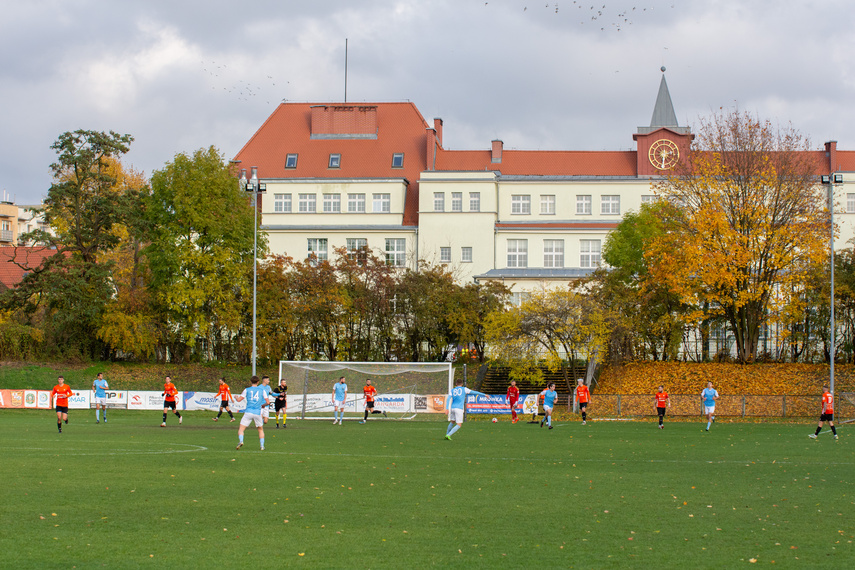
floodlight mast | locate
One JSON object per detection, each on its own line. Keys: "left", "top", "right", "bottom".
{"left": 241, "top": 167, "right": 265, "bottom": 376}
{"left": 822, "top": 173, "right": 843, "bottom": 396}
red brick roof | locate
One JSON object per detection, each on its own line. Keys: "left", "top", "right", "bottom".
{"left": 0, "top": 247, "right": 62, "bottom": 291}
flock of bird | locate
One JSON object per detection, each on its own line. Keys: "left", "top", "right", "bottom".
{"left": 495, "top": 2, "right": 676, "bottom": 32}
{"left": 200, "top": 60, "right": 286, "bottom": 105}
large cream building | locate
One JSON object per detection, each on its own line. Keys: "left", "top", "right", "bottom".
{"left": 234, "top": 75, "right": 855, "bottom": 300}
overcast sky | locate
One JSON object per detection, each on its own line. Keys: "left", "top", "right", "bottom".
{"left": 2, "top": 0, "right": 853, "bottom": 205}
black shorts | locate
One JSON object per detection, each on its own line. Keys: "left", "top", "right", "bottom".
{"left": 274, "top": 399, "right": 287, "bottom": 411}
{"left": 219, "top": 400, "right": 230, "bottom": 409}
{"left": 366, "top": 400, "right": 375, "bottom": 410}
{"left": 164, "top": 400, "right": 176, "bottom": 410}
{"left": 657, "top": 406, "right": 667, "bottom": 416}
{"left": 578, "top": 401, "right": 588, "bottom": 409}
{"left": 55, "top": 405, "right": 68, "bottom": 413}
{"left": 820, "top": 413, "right": 834, "bottom": 422}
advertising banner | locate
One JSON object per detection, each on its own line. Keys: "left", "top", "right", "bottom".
{"left": 413, "top": 394, "right": 446, "bottom": 414}
{"left": 521, "top": 394, "right": 539, "bottom": 415}
{"left": 90, "top": 391, "right": 127, "bottom": 409}
{"left": 23, "top": 390, "right": 39, "bottom": 408}
{"left": 67, "top": 391, "right": 90, "bottom": 409}
{"left": 374, "top": 394, "right": 411, "bottom": 413}
{"left": 37, "top": 390, "right": 52, "bottom": 409}
{"left": 298, "top": 393, "right": 360, "bottom": 413}
{"left": 183, "top": 391, "right": 225, "bottom": 411}
{"left": 0, "top": 389, "right": 24, "bottom": 408}
{"left": 128, "top": 391, "right": 165, "bottom": 410}
{"left": 464, "top": 394, "right": 531, "bottom": 414}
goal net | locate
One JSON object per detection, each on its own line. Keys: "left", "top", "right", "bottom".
{"left": 278, "top": 361, "right": 453, "bottom": 421}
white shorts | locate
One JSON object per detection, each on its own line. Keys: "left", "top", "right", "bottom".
{"left": 544, "top": 405, "right": 553, "bottom": 414}
{"left": 704, "top": 405, "right": 715, "bottom": 415}
{"left": 94, "top": 396, "right": 107, "bottom": 405}
{"left": 261, "top": 406, "right": 269, "bottom": 419}
{"left": 334, "top": 399, "right": 345, "bottom": 409}
{"left": 448, "top": 408, "right": 464, "bottom": 424}
{"left": 240, "top": 413, "right": 264, "bottom": 427}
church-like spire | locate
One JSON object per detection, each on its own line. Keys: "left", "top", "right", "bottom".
{"left": 650, "top": 68, "right": 679, "bottom": 128}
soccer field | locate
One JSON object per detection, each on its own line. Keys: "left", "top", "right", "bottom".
{"left": 1, "top": 411, "right": 852, "bottom": 568}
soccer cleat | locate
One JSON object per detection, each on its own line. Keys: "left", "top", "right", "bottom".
{"left": 809, "top": 434, "right": 817, "bottom": 439}
{"left": 260, "top": 447, "right": 265, "bottom": 451}
{"left": 179, "top": 416, "right": 183, "bottom": 424}
{"left": 582, "top": 421, "right": 587, "bottom": 425}
{"left": 705, "top": 428, "right": 709, "bottom": 432}
{"left": 230, "top": 418, "right": 236, "bottom": 422}
{"left": 236, "top": 442, "right": 243, "bottom": 450}
{"left": 445, "top": 435, "right": 451, "bottom": 440}
{"left": 161, "top": 422, "right": 166, "bottom": 427}
{"left": 276, "top": 424, "right": 280, "bottom": 429}
{"left": 103, "top": 418, "right": 106, "bottom": 423}
{"left": 659, "top": 424, "right": 663, "bottom": 429}
{"left": 540, "top": 421, "right": 544, "bottom": 428}
{"left": 96, "top": 420, "right": 99, "bottom": 424}
{"left": 834, "top": 435, "right": 839, "bottom": 440}
{"left": 212, "top": 417, "right": 218, "bottom": 421}
{"left": 359, "top": 420, "right": 366, "bottom": 424}
{"left": 549, "top": 425, "right": 554, "bottom": 430}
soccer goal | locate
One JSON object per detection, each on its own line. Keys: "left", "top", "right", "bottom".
{"left": 278, "top": 361, "right": 453, "bottom": 421}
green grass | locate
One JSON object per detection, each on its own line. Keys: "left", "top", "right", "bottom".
{"left": 1, "top": 411, "right": 853, "bottom": 568}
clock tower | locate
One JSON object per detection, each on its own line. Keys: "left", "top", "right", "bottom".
{"left": 633, "top": 68, "right": 693, "bottom": 177}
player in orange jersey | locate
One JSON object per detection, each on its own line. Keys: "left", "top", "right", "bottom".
{"left": 359, "top": 379, "right": 385, "bottom": 423}
{"left": 161, "top": 376, "right": 182, "bottom": 427}
{"left": 576, "top": 379, "right": 591, "bottom": 425}
{"left": 809, "top": 386, "right": 838, "bottom": 440}
{"left": 50, "top": 375, "right": 73, "bottom": 434}
{"left": 212, "top": 378, "right": 236, "bottom": 422}
{"left": 507, "top": 380, "right": 520, "bottom": 423}
{"left": 653, "top": 385, "right": 670, "bottom": 429}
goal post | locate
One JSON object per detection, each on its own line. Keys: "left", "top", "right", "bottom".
{"left": 277, "top": 361, "right": 453, "bottom": 421}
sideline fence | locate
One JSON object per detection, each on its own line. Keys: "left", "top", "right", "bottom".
{"left": 591, "top": 394, "right": 855, "bottom": 418}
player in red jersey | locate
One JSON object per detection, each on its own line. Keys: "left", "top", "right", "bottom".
{"left": 653, "top": 385, "right": 670, "bottom": 429}
{"left": 809, "top": 386, "right": 838, "bottom": 440}
{"left": 360, "top": 380, "right": 385, "bottom": 423}
{"left": 576, "top": 379, "right": 591, "bottom": 425}
{"left": 506, "top": 380, "right": 520, "bottom": 423}
{"left": 212, "top": 378, "right": 236, "bottom": 422}
{"left": 50, "top": 375, "right": 73, "bottom": 433}
{"left": 161, "top": 376, "right": 182, "bottom": 427}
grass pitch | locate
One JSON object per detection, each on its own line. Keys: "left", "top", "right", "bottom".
{"left": 1, "top": 411, "right": 852, "bottom": 569}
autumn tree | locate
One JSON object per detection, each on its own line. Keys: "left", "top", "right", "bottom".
{"left": 445, "top": 280, "right": 510, "bottom": 362}
{"left": 648, "top": 110, "right": 827, "bottom": 363}
{"left": 393, "top": 263, "right": 459, "bottom": 361}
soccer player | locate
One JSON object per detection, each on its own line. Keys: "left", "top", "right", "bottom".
{"left": 234, "top": 375, "right": 269, "bottom": 450}
{"left": 507, "top": 380, "right": 520, "bottom": 423}
{"left": 539, "top": 382, "right": 558, "bottom": 429}
{"left": 360, "top": 379, "right": 385, "bottom": 423}
{"left": 332, "top": 376, "right": 348, "bottom": 424}
{"left": 50, "top": 375, "right": 73, "bottom": 434}
{"left": 273, "top": 378, "right": 288, "bottom": 428}
{"left": 701, "top": 381, "right": 718, "bottom": 431}
{"left": 161, "top": 376, "right": 182, "bottom": 427}
{"left": 260, "top": 375, "right": 273, "bottom": 424}
{"left": 212, "top": 378, "right": 236, "bottom": 422}
{"left": 92, "top": 372, "right": 109, "bottom": 423}
{"left": 653, "top": 385, "right": 670, "bottom": 429}
{"left": 576, "top": 378, "right": 591, "bottom": 425}
{"left": 444, "top": 379, "right": 486, "bottom": 440}
{"left": 809, "top": 386, "right": 839, "bottom": 440}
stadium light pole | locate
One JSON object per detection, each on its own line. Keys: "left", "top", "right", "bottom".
{"left": 241, "top": 167, "right": 265, "bottom": 377}
{"left": 821, "top": 173, "right": 843, "bottom": 396}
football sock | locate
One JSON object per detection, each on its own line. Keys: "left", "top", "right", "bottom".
{"left": 815, "top": 426, "right": 822, "bottom": 435}
{"left": 547, "top": 417, "right": 552, "bottom": 427}
{"left": 163, "top": 413, "right": 167, "bottom": 422}
{"left": 448, "top": 424, "right": 461, "bottom": 436}
{"left": 446, "top": 422, "right": 455, "bottom": 435}
{"left": 659, "top": 416, "right": 663, "bottom": 426}
{"left": 57, "top": 421, "right": 62, "bottom": 432}
{"left": 228, "top": 410, "right": 234, "bottom": 419}
{"left": 260, "top": 438, "right": 265, "bottom": 448}
{"left": 96, "top": 410, "right": 100, "bottom": 421}
{"left": 64, "top": 419, "right": 68, "bottom": 424}
{"left": 706, "top": 421, "right": 711, "bottom": 430}
{"left": 217, "top": 410, "right": 223, "bottom": 418}
{"left": 364, "top": 410, "right": 369, "bottom": 420}
{"left": 239, "top": 434, "right": 244, "bottom": 444}
{"left": 582, "top": 412, "right": 587, "bottom": 421}
{"left": 175, "top": 412, "right": 182, "bottom": 419}
{"left": 832, "top": 425, "right": 838, "bottom": 435}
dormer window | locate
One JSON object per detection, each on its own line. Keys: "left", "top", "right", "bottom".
{"left": 285, "top": 153, "right": 298, "bottom": 169}
{"left": 328, "top": 153, "right": 341, "bottom": 169}
{"left": 391, "top": 153, "right": 404, "bottom": 168}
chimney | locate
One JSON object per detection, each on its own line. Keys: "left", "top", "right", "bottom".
{"left": 491, "top": 139, "right": 503, "bottom": 164}
{"left": 426, "top": 128, "right": 436, "bottom": 171}
{"left": 434, "top": 118, "right": 443, "bottom": 147}
{"left": 826, "top": 141, "right": 838, "bottom": 173}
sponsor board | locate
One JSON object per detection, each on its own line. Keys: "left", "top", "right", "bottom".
{"left": 24, "top": 390, "right": 39, "bottom": 408}
{"left": 521, "top": 394, "right": 539, "bottom": 415}
{"left": 90, "top": 391, "right": 127, "bottom": 409}
{"left": 183, "top": 391, "right": 227, "bottom": 411}
{"left": 127, "top": 391, "right": 166, "bottom": 411}
{"left": 37, "top": 390, "right": 52, "bottom": 409}
{"left": 413, "top": 395, "right": 447, "bottom": 413}
{"left": 67, "top": 391, "right": 90, "bottom": 409}
{"left": 298, "top": 394, "right": 359, "bottom": 413}
{"left": 464, "top": 394, "right": 531, "bottom": 414}
{"left": 0, "top": 389, "right": 24, "bottom": 408}
{"left": 374, "top": 394, "right": 411, "bottom": 412}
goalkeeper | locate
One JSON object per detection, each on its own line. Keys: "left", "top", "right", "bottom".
{"left": 273, "top": 378, "right": 288, "bottom": 428}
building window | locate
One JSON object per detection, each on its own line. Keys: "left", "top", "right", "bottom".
{"left": 540, "top": 195, "right": 556, "bottom": 215}
{"left": 298, "top": 193, "right": 316, "bottom": 212}
{"left": 385, "top": 238, "right": 406, "bottom": 267}
{"left": 308, "top": 238, "right": 328, "bottom": 262}
{"left": 601, "top": 195, "right": 620, "bottom": 215}
{"left": 848, "top": 193, "right": 855, "bottom": 213}
{"left": 440, "top": 247, "right": 451, "bottom": 263}
{"left": 451, "top": 192, "right": 463, "bottom": 212}
{"left": 511, "top": 195, "right": 531, "bottom": 215}
{"left": 285, "top": 154, "right": 298, "bottom": 169}
{"left": 328, "top": 154, "right": 341, "bottom": 169}
{"left": 391, "top": 153, "right": 404, "bottom": 168}
{"left": 580, "top": 240, "right": 601, "bottom": 268}
{"left": 461, "top": 247, "right": 473, "bottom": 263}
{"left": 470, "top": 192, "right": 481, "bottom": 212}
{"left": 641, "top": 195, "right": 656, "bottom": 205}
{"left": 510, "top": 292, "right": 531, "bottom": 307}
{"left": 348, "top": 193, "right": 366, "bottom": 213}
{"left": 323, "top": 193, "right": 341, "bottom": 213}
{"left": 543, "top": 239, "right": 564, "bottom": 268}
{"left": 273, "top": 193, "right": 291, "bottom": 213}
{"left": 507, "top": 239, "right": 528, "bottom": 268}
{"left": 373, "top": 193, "right": 391, "bottom": 213}
{"left": 576, "top": 195, "right": 592, "bottom": 215}
{"left": 347, "top": 238, "right": 368, "bottom": 264}
{"left": 434, "top": 192, "right": 445, "bottom": 212}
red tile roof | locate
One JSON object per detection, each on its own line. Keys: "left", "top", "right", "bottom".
{"left": 435, "top": 149, "right": 638, "bottom": 176}
{"left": 0, "top": 247, "right": 62, "bottom": 291}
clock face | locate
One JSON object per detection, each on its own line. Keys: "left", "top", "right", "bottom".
{"left": 648, "top": 139, "right": 680, "bottom": 170}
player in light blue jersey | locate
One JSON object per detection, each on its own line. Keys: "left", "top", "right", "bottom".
{"left": 539, "top": 383, "right": 558, "bottom": 429}
{"left": 92, "top": 372, "right": 109, "bottom": 423}
{"left": 444, "top": 379, "right": 486, "bottom": 440}
{"left": 260, "top": 375, "right": 273, "bottom": 424}
{"left": 235, "top": 376, "right": 269, "bottom": 450}
{"left": 332, "top": 377, "right": 348, "bottom": 425}
{"left": 701, "top": 381, "right": 719, "bottom": 431}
